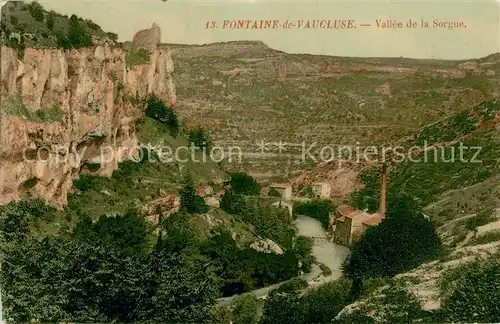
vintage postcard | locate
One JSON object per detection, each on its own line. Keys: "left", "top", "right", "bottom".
{"left": 0, "top": 0, "right": 499, "bottom": 323}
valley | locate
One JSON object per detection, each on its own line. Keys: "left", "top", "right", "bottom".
{"left": 0, "top": 1, "right": 499, "bottom": 323}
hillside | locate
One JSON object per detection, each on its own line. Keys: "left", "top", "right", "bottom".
{"left": 350, "top": 99, "right": 500, "bottom": 212}
{"left": 314, "top": 101, "right": 500, "bottom": 322}
{"left": 165, "top": 41, "right": 500, "bottom": 180}
{"left": 335, "top": 180, "right": 500, "bottom": 323}
{"left": 0, "top": 1, "right": 116, "bottom": 51}
{"left": 219, "top": 103, "right": 500, "bottom": 323}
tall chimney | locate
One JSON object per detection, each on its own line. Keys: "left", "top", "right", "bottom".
{"left": 379, "top": 163, "right": 388, "bottom": 218}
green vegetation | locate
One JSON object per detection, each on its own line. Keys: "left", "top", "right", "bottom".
{"left": 277, "top": 278, "right": 309, "bottom": 293}
{"left": 221, "top": 193, "right": 293, "bottom": 247}
{"left": 298, "top": 185, "right": 316, "bottom": 198}
{"left": 144, "top": 95, "right": 179, "bottom": 136}
{"left": 294, "top": 236, "right": 315, "bottom": 272}
{"left": 267, "top": 187, "right": 281, "bottom": 197}
{"left": 179, "top": 174, "right": 209, "bottom": 214}
{"left": 125, "top": 47, "right": 150, "bottom": 68}
{"left": 260, "top": 279, "right": 352, "bottom": 324}
{"left": 201, "top": 231, "right": 299, "bottom": 296}
{"left": 0, "top": 1, "right": 114, "bottom": 49}
{"left": 2, "top": 95, "right": 64, "bottom": 123}
{"left": 343, "top": 196, "right": 442, "bottom": 297}
{"left": 465, "top": 210, "right": 496, "bottom": 231}
{"left": 351, "top": 100, "right": 500, "bottom": 212}
{"left": 437, "top": 254, "right": 500, "bottom": 322}
{"left": 0, "top": 204, "right": 220, "bottom": 322}
{"left": 293, "top": 199, "right": 336, "bottom": 230}
{"left": 188, "top": 126, "right": 211, "bottom": 150}
{"left": 27, "top": 1, "right": 44, "bottom": 22}
{"left": 227, "top": 172, "right": 261, "bottom": 196}
{"left": 69, "top": 117, "right": 225, "bottom": 219}
{"left": 319, "top": 263, "right": 332, "bottom": 277}
{"left": 220, "top": 294, "right": 260, "bottom": 324}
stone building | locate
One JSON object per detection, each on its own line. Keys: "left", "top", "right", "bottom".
{"left": 312, "top": 182, "right": 331, "bottom": 199}
{"left": 333, "top": 164, "right": 388, "bottom": 247}
{"left": 269, "top": 183, "right": 293, "bottom": 200}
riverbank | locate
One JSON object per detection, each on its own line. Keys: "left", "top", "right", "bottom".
{"left": 217, "top": 215, "right": 349, "bottom": 305}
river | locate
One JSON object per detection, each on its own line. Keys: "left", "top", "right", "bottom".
{"left": 217, "top": 215, "right": 349, "bottom": 304}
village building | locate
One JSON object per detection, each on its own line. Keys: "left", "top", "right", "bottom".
{"left": 332, "top": 164, "right": 388, "bottom": 247}
{"left": 269, "top": 183, "right": 293, "bottom": 200}
{"left": 311, "top": 182, "right": 331, "bottom": 199}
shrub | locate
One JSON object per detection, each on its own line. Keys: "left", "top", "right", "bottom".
{"left": 319, "top": 263, "right": 332, "bottom": 277}
{"left": 277, "top": 278, "right": 308, "bottom": 293}
{"left": 299, "top": 185, "right": 315, "bottom": 198}
{"left": 188, "top": 127, "right": 211, "bottom": 150}
{"left": 45, "top": 11, "right": 55, "bottom": 30}
{"left": 9, "top": 16, "right": 18, "bottom": 25}
{"left": 144, "top": 95, "right": 179, "bottom": 136}
{"left": 106, "top": 32, "right": 118, "bottom": 42}
{"left": 440, "top": 256, "right": 500, "bottom": 322}
{"left": 230, "top": 294, "right": 259, "bottom": 324}
{"left": 179, "top": 174, "right": 208, "bottom": 214}
{"left": 67, "top": 15, "right": 92, "bottom": 48}
{"left": 220, "top": 190, "right": 247, "bottom": 215}
{"left": 465, "top": 210, "right": 495, "bottom": 231}
{"left": 227, "top": 172, "right": 260, "bottom": 196}
{"left": 293, "top": 199, "right": 335, "bottom": 230}
{"left": 28, "top": 1, "right": 44, "bottom": 22}
{"left": 343, "top": 196, "right": 442, "bottom": 297}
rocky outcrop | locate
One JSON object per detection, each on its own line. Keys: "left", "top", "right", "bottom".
{"left": 250, "top": 237, "right": 284, "bottom": 255}
{"left": 141, "top": 190, "right": 181, "bottom": 224}
{"left": 0, "top": 44, "right": 176, "bottom": 206}
{"left": 132, "top": 23, "right": 161, "bottom": 52}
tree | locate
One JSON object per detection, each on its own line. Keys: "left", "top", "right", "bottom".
{"left": 179, "top": 174, "right": 209, "bottom": 214}
{"left": 228, "top": 172, "right": 260, "bottom": 196}
{"left": 0, "top": 198, "right": 55, "bottom": 244}
{"left": 144, "top": 95, "right": 179, "bottom": 136}
{"left": 161, "top": 211, "right": 200, "bottom": 253}
{"left": 148, "top": 248, "right": 220, "bottom": 322}
{"left": 230, "top": 294, "right": 259, "bottom": 324}
{"left": 343, "top": 195, "right": 442, "bottom": 297}
{"left": 293, "top": 199, "right": 335, "bottom": 230}
{"left": 1, "top": 208, "right": 220, "bottom": 323}
{"left": 220, "top": 190, "right": 247, "bottom": 215}
{"left": 106, "top": 32, "right": 118, "bottom": 42}
{"left": 260, "top": 290, "right": 308, "bottom": 324}
{"left": 46, "top": 11, "right": 55, "bottom": 30}
{"left": 440, "top": 256, "right": 500, "bottom": 323}
{"left": 68, "top": 14, "right": 92, "bottom": 48}
{"left": 28, "top": 1, "right": 44, "bottom": 22}
{"left": 302, "top": 279, "right": 351, "bottom": 323}
{"left": 188, "top": 126, "right": 211, "bottom": 150}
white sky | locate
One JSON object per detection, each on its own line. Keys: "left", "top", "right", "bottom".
{"left": 12, "top": 1, "right": 500, "bottom": 59}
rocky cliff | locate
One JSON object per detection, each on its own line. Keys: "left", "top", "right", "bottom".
{"left": 0, "top": 44, "right": 176, "bottom": 206}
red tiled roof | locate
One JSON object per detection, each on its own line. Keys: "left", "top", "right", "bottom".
{"left": 338, "top": 204, "right": 356, "bottom": 217}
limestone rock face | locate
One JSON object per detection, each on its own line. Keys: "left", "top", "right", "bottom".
{"left": 0, "top": 44, "right": 176, "bottom": 206}
{"left": 250, "top": 237, "right": 284, "bottom": 255}
{"left": 132, "top": 23, "right": 161, "bottom": 52}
